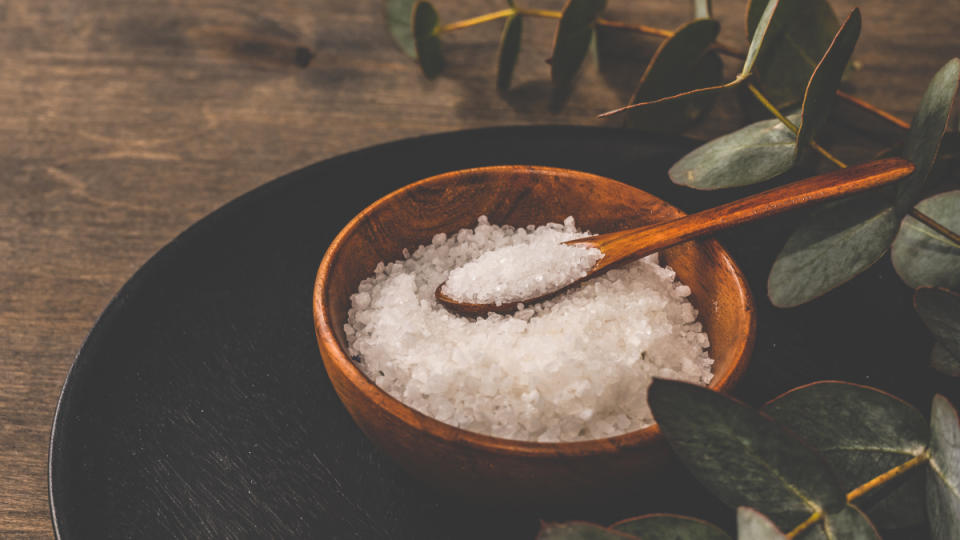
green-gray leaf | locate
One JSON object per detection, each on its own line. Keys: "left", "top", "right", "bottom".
{"left": 796, "top": 9, "right": 861, "bottom": 148}
{"left": 385, "top": 0, "right": 417, "bottom": 58}
{"left": 767, "top": 194, "right": 898, "bottom": 307}
{"left": 693, "top": 0, "right": 712, "bottom": 19}
{"left": 743, "top": 0, "right": 787, "bottom": 76}
{"left": 619, "top": 19, "right": 722, "bottom": 131}
{"left": 648, "top": 379, "right": 847, "bottom": 531}
{"left": 738, "top": 508, "right": 787, "bottom": 539}
{"left": 891, "top": 190, "right": 960, "bottom": 290}
{"left": 915, "top": 287, "right": 960, "bottom": 361}
{"left": 798, "top": 505, "right": 881, "bottom": 540}
{"left": 550, "top": 0, "right": 606, "bottom": 86}
{"left": 538, "top": 522, "right": 641, "bottom": 540}
{"left": 613, "top": 514, "right": 732, "bottom": 540}
{"left": 669, "top": 114, "right": 799, "bottom": 189}
{"left": 763, "top": 381, "right": 929, "bottom": 528}
{"left": 412, "top": 1, "right": 442, "bottom": 78}
{"left": 927, "top": 395, "right": 960, "bottom": 540}
{"left": 746, "top": 0, "right": 840, "bottom": 107}
{"left": 931, "top": 343, "right": 960, "bottom": 377}
{"left": 496, "top": 14, "right": 523, "bottom": 91}
{"left": 896, "top": 58, "right": 960, "bottom": 214}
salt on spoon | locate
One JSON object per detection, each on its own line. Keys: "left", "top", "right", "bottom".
{"left": 436, "top": 157, "right": 915, "bottom": 316}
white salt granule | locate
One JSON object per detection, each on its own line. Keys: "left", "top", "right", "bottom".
{"left": 441, "top": 216, "right": 603, "bottom": 305}
{"left": 344, "top": 216, "right": 713, "bottom": 443}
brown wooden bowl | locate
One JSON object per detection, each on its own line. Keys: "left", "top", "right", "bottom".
{"left": 313, "top": 165, "right": 756, "bottom": 505}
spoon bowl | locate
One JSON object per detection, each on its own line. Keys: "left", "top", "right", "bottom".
{"left": 313, "top": 165, "right": 756, "bottom": 504}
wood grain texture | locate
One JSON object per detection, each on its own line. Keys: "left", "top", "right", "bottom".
{"left": 314, "top": 165, "right": 755, "bottom": 503}
{"left": 0, "top": 0, "right": 957, "bottom": 535}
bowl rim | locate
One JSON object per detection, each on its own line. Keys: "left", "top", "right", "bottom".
{"left": 313, "top": 165, "right": 756, "bottom": 458}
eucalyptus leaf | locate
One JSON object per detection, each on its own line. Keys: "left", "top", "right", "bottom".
{"left": 927, "top": 395, "right": 960, "bottom": 540}
{"left": 914, "top": 287, "right": 960, "bottom": 361}
{"left": 737, "top": 508, "right": 787, "bottom": 539}
{"left": 538, "top": 522, "right": 640, "bottom": 540}
{"left": 746, "top": 0, "right": 840, "bottom": 106}
{"left": 692, "top": 0, "right": 712, "bottom": 19}
{"left": 613, "top": 513, "right": 732, "bottom": 540}
{"left": 796, "top": 9, "right": 861, "bottom": 148}
{"left": 669, "top": 114, "right": 799, "bottom": 189}
{"left": 412, "top": 1, "right": 443, "bottom": 78}
{"left": 619, "top": 19, "right": 723, "bottom": 131}
{"left": 496, "top": 14, "right": 523, "bottom": 91}
{"left": 550, "top": 0, "right": 606, "bottom": 86}
{"left": 648, "top": 379, "right": 847, "bottom": 530}
{"left": 767, "top": 195, "right": 897, "bottom": 308}
{"left": 385, "top": 0, "right": 417, "bottom": 58}
{"left": 891, "top": 190, "right": 960, "bottom": 290}
{"left": 896, "top": 58, "right": 960, "bottom": 214}
{"left": 931, "top": 343, "right": 960, "bottom": 377}
{"left": 763, "top": 381, "right": 929, "bottom": 528}
{"left": 798, "top": 505, "right": 881, "bottom": 540}
{"left": 743, "top": 0, "right": 787, "bottom": 76}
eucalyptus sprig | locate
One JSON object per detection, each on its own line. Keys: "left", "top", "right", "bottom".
{"left": 384, "top": 0, "right": 960, "bottom": 376}
{"left": 538, "top": 380, "right": 960, "bottom": 540}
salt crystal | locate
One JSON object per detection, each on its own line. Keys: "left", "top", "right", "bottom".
{"left": 344, "top": 216, "right": 713, "bottom": 442}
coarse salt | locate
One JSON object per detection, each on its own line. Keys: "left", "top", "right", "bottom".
{"left": 441, "top": 216, "right": 603, "bottom": 305}
{"left": 344, "top": 216, "right": 713, "bottom": 442}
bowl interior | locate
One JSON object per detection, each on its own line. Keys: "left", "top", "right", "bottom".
{"left": 317, "top": 165, "right": 754, "bottom": 447}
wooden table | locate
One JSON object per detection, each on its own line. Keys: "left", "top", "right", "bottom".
{"left": 2, "top": 0, "right": 956, "bottom": 536}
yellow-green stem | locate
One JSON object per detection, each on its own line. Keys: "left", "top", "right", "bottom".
{"left": 810, "top": 140, "right": 848, "bottom": 168}
{"left": 515, "top": 7, "right": 561, "bottom": 19}
{"left": 786, "top": 510, "right": 823, "bottom": 539}
{"left": 596, "top": 18, "right": 673, "bottom": 38}
{"left": 747, "top": 83, "right": 799, "bottom": 132}
{"left": 436, "top": 8, "right": 515, "bottom": 33}
{"left": 747, "top": 83, "right": 848, "bottom": 168}
{"left": 785, "top": 451, "right": 930, "bottom": 539}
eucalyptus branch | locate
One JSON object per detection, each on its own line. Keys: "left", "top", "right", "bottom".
{"left": 785, "top": 451, "right": 931, "bottom": 539}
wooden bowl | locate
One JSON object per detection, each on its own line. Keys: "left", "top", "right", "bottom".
{"left": 313, "top": 165, "right": 755, "bottom": 504}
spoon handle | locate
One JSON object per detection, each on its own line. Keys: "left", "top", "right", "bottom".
{"left": 572, "top": 157, "right": 915, "bottom": 272}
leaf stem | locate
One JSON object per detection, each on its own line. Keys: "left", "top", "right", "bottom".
{"left": 514, "top": 7, "right": 560, "bottom": 19}
{"left": 595, "top": 18, "right": 673, "bottom": 38}
{"left": 435, "top": 8, "right": 516, "bottom": 34}
{"left": 747, "top": 83, "right": 849, "bottom": 168}
{"left": 747, "top": 83, "right": 799, "bottom": 132}
{"left": 785, "top": 451, "right": 930, "bottom": 539}
{"left": 810, "top": 140, "right": 848, "bottom": 168}
{"left": 837, "top": 90, "right": 911, "bottom": 130}
{"left": 908, "top": 209, "right": 960, "bottom": 248}
{"left": 785, "top": 510, "right": 822, "bottom": 539}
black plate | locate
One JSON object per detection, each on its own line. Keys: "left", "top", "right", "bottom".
{"left": 49, "top": 126, "right": 951, "bottom": 539}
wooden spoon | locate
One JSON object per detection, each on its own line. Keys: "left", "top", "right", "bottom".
{"left": 436, "top": 157, "right": 915, "bottom": 317}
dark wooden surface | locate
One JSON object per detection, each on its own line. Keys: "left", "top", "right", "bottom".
{"left": 1, "top": 0, "right": 957, "bottom": 536}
